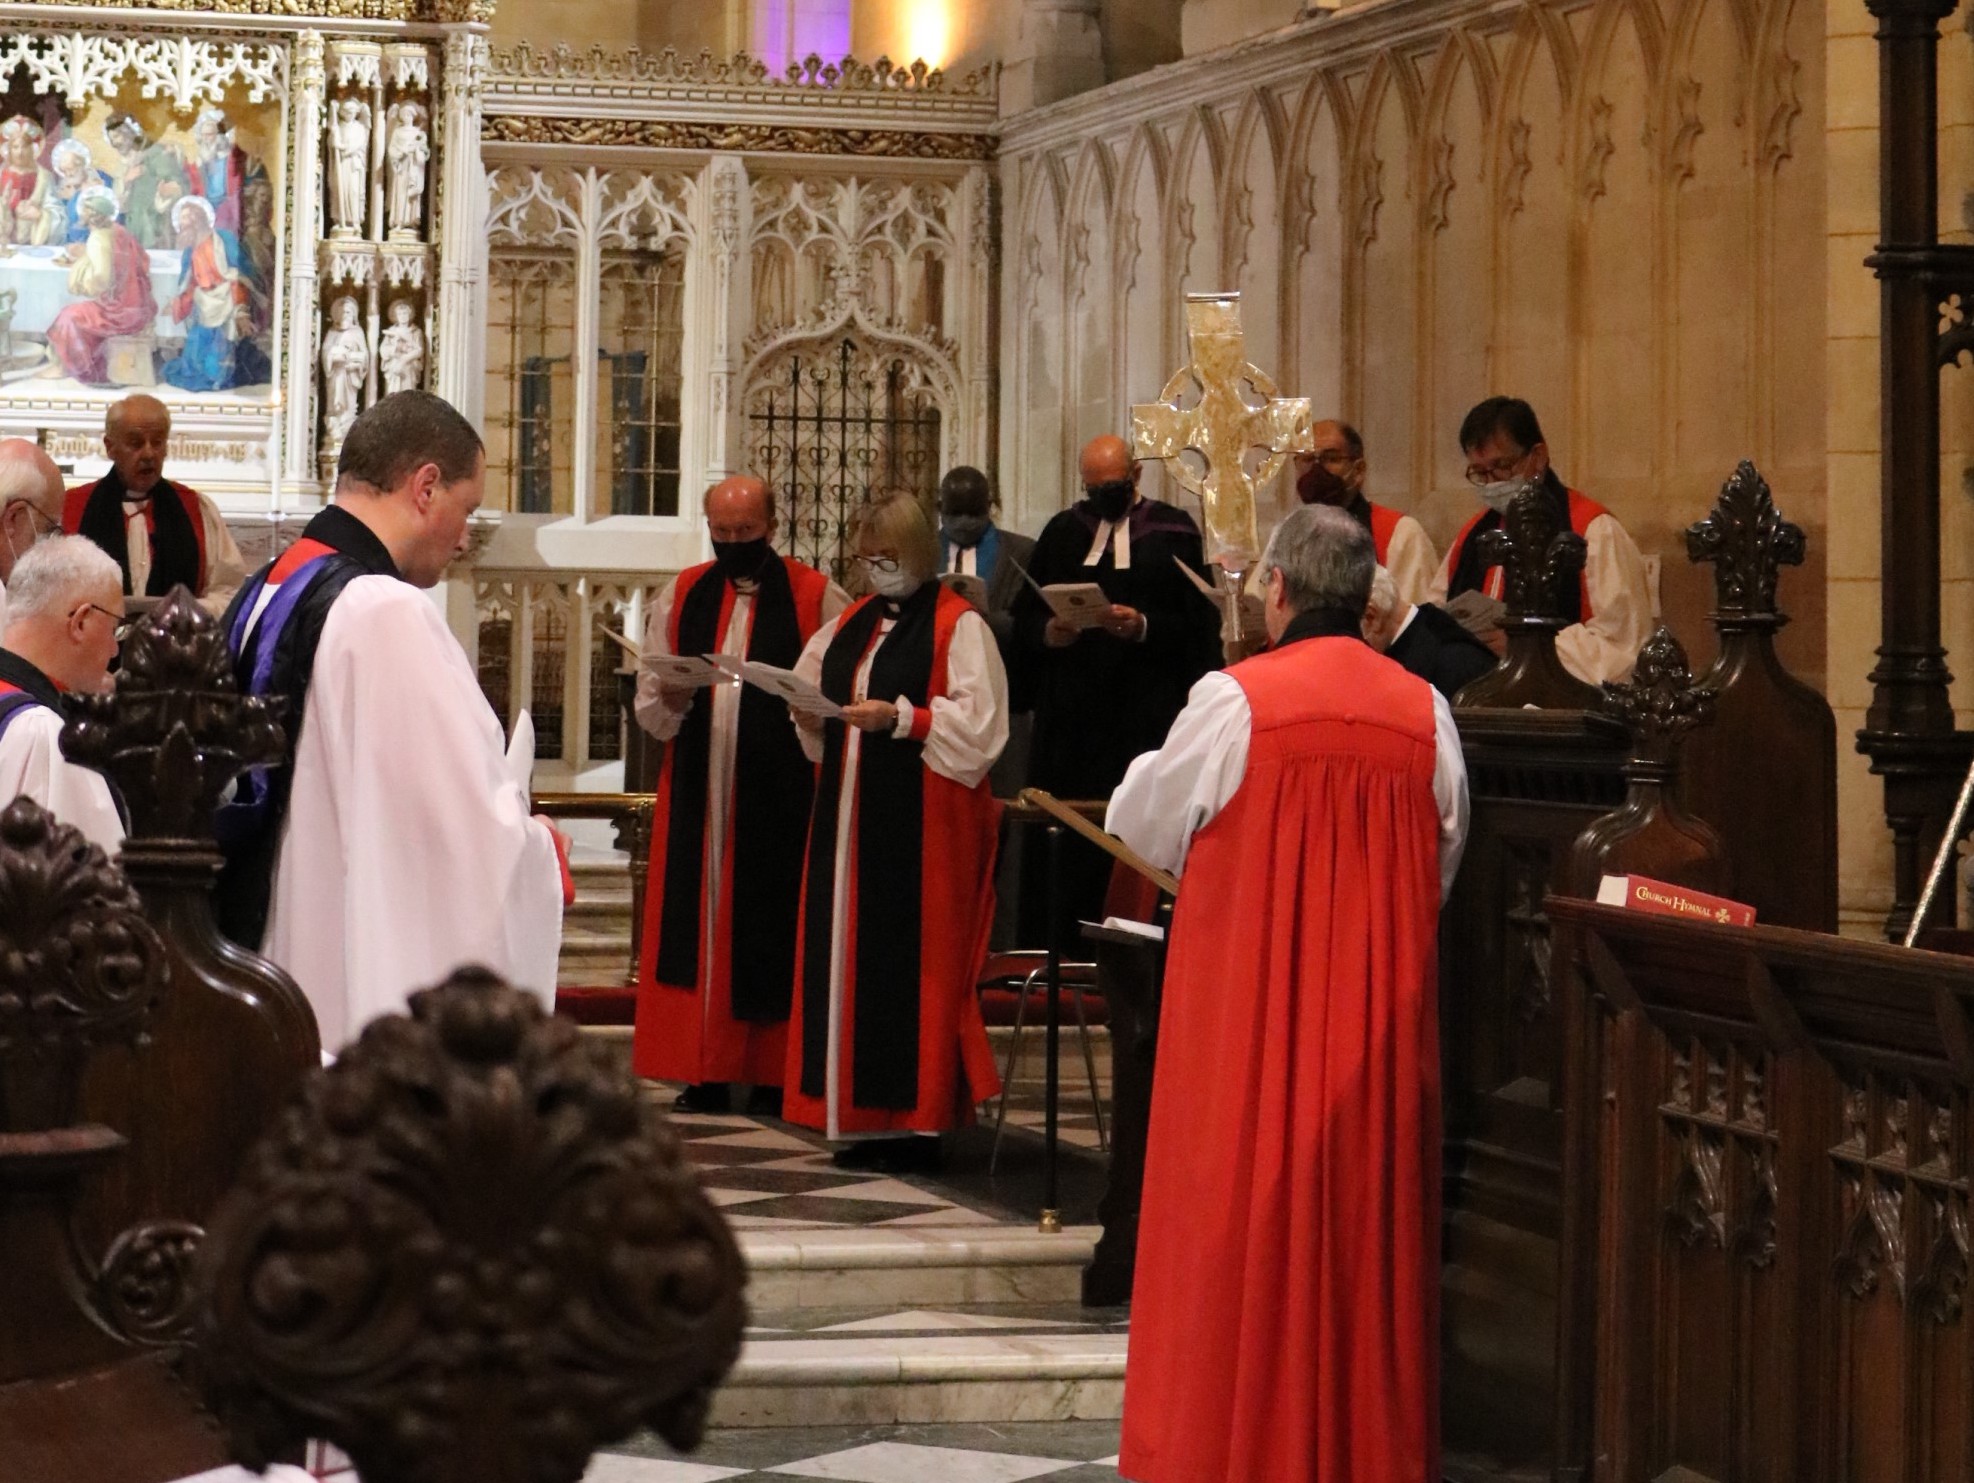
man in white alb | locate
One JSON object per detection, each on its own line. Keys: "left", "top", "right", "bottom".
{"left": 0, "top": 536, "right": 126, "bottom": 852}
{"left": 221, "top": 391, "right": 568, "bottom": 1052}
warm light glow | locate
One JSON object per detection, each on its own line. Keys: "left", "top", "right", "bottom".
{"left": 903, "top": 0, "right": 951, "bottom": 69}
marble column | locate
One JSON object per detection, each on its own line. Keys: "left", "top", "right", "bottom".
{"left": 434, "top": 29, "right": 488, "bottom": 418}
{"left": 283, "top": 31, "right": 327, "bottom": 494}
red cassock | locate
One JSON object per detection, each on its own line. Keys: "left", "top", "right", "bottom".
{"left": 633, "top": 556, "right": 833, "bottom": 1088}
{"left": 781, "top": 584, "right": 1003, "bottom": 1136}
{"left": 1119, "top": 637, "right": 1444, "bottom": 1483}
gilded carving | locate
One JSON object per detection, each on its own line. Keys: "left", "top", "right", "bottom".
{"left": 482, "top": 115, "right": 994, "bottom": 161}
{"left": 489, "top": 42, "right": 993, "bottom": 98}
{"left": 22, "top": 0, "right": 494, "bottom": 19}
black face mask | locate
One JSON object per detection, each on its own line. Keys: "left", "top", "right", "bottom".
{"left": 1086, "top": 479, "right": 1135, "bottom": 522}
{"left": 1296, "top": 461, "right": 1351, "bottom": 506}
{"left": 712, "top": 537, "right": 772, "bottom": 582}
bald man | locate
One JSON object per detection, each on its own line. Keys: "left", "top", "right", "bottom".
{"left": 1289, "top": 419, "right": 1439, "bottom": 606}
{"left": 63, "top": 394, "right": 246, "bottom": 611}
{"left": 0, "top": 438, "right": 68, "bottom": 630}
{"left": 1012, "top": 434, "right": 1219, "bottom": 934}
{"left": 632, "top": 475, "right": 850, "bottom": 1114}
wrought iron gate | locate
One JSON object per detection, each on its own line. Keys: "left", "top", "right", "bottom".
{"left": 745, "top": 336, "right": 943, "bottom": 583}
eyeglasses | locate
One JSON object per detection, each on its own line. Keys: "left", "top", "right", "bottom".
{"left": 1301, "top": 450, "right": 1358, "bottom": 470}
{"left": 858, "top": 555, "right": 902, "bottom": 574}
{"left": 3, "top": 501, "right": 61, "bottom": 538}
{"left": 1464, "top": 451, "right": 1530, "bottom": 487}
{"left": 77, "top": 602, "right": 135, "bottom": 642}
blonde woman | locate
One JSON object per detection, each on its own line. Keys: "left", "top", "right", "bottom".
{"left": 785, "top": 492, "right": 1008, "bottom": 1171}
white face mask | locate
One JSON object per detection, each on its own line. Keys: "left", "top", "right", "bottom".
{"left": 868, "top": 565, "right": 919, "bottom": 600}
{"left": 1476, "top": 476, "right": 1532, "bottom": 514}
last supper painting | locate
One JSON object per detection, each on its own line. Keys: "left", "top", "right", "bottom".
{"left": 0, "top": 68, "right": 281, "bottom": 401}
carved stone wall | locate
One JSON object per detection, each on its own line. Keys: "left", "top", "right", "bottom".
{"left": 1000, "top": 0, "right": 1837, "bottom": 891}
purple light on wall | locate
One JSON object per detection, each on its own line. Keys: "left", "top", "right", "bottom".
{"left": 753, "top": 0, "right": 852, "bottom": 75}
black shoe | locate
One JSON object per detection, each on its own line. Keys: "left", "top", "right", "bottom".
{"left": 831, "top": 1137, "right": 943, "bottom": 1174}
{"left": 745, "top": 1085, "right": 784, "bottom": 1118}
{"left": 672, "top": 1082, "right": 732, "bottom": 1114}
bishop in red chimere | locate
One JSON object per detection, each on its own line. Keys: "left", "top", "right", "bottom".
{"left": 1107, "top": 503, "right": 1469, "bottom": 1483}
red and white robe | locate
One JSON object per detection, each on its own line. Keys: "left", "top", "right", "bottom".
{"left": 783, "top": 582, "right": 1007, "bottom": 1138}
{"left": 631, "top": 555, "right": 847, "bottom": 1087}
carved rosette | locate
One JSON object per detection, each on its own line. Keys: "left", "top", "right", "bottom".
{"left": 62, "top": 590, "right": 285, "bottom": 844}
{"left": 1476, "top": 484, "right": 1590, "bottom": 625}
{"left": 1602, "top": 627, "right": 1717, "bottom": 765}
{"left": 194, "top": 969, "right": 747, "bottom": 1482}
{"left": 1685, "top": 460, "right": 1806, "bottom": 622}
{"left": 97, "top": 1219, "right": 205, "bottom": 1344}
{"left": 0, "top": 797, "right": 168, "bottom": 1070}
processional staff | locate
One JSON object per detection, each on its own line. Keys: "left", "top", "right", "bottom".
{"left": 1130, "top": 292, "right": 1316, "bottom": 651}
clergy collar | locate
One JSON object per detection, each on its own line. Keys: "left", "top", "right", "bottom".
{"left": 0, "top": 647, "right": 66, "bottom": 710}
{"left": 305, "top": 504, "right": 403, "bottom": 579}
{"left": 98, "top": 466, "right": 167, "bottom": 506}
{"left": 1277, "top": 605, "right": 1368, "bottom": 648}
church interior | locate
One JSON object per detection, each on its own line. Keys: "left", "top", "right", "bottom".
{"left": 6, "top": 0, "right": 1974, "bottom": 1478}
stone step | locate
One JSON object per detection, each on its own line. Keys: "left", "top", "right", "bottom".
{"left": 711, "top": 1325, "right": 1128, "bottom": 1428}
{"left": 714, "top": 1229, "right": 1122, "bottom": 1427}
{"left": 739, "top": 1224, "right": 1098, "bottom": 1309}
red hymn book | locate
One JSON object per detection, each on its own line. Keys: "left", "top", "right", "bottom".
{"left": 1596, "top": 874, "right": 1757, "bottom": 928}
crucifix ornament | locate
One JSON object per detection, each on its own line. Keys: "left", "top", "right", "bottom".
{"left": 1131, "top": 293, "right": 1314, "bottom": 639}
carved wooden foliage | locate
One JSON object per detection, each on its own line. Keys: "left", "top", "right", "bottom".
{"left": 1685, "top": 460, "right": 1806, "bottom": 620}
{"left": 0, "top": 796, "right": 167, "bottom": 1071}
{"left": 1602, "top": 626, "right": 1716, "bottom": 761}
{"left": 62, "top": 589, "right": 285, "bottom": 844}
{"left": 1475, "top": 483, "right": 1590, "bottom": 623}
{"left": 193, "top": 969, "right": 747, "bottom": 1483}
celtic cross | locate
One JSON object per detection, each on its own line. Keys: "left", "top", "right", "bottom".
{"left": 1130, "top": 293, "right": 1315, "bottom": 576}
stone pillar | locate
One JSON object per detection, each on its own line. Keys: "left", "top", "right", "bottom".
{"left": 283, "top": 32, "right": 326, "bottom": 496}
{"left": 694, "top": 153, "right": 749, "bottom": 496}
{"left": 1000, "top": 0, "right": 1104, "bottom": 115}
{"left": 434, "top": 29, "right": 488, "bottom": 418}
{"left": 959, "top": 164, "right": 995, "bottom": 470}
{"left": 571, "top": 169, "right": 603, "bottom": 522}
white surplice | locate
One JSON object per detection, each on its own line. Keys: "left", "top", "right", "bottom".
{"left": 262, "top": 575, "right": 564, "bottom": 1053}
{"left": 0, "top": 703, "right": 122, "bottom": 853}
{"left": 791, "top": 601, "right": 1008, "bottom": 1139}
{"left": 1383, "top": 513, "right": 1441, "bottom": 608}
{"left": 632, "top": 567, "right": 850, "bottom": 997}
{"left": 1107, "top": 667, "right": 1471, "bottom": 901}
{"left": 1428, "top": 507, "right": 1653, "bottom": 687}
{"left": 118, "top": 484, "right": 248, "bottom": 614}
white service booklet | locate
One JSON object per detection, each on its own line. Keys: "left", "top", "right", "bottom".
{"left": 739, "top": 661, "right": 844, "bottom": 719}
{"left": 1445, "top": 590, "right": 1507, "bottom": 635}
{"left": 1042, "top": 582, "right": 1112, "bottom": 629}
{"left": 644, "top": 653, "right": 727, "bottom": 688}
{"left": 504, "top": 708, "right": 534, "bottom": 794}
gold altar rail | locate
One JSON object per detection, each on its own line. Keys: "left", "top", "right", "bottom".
{"left": 533, "top": 791, "right": 656, "bottom": 987}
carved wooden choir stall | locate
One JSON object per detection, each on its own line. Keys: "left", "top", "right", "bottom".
{"left": 0, "top": 594, "right": 747, "bottom": 1483}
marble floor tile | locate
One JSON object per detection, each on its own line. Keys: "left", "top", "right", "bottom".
{"left": 766, "top": 1442, "right": 1078, "bottom": 1482}
{"left": 581, "top": 1458, "right": 749, "bottom": 1483}
{"left": 817, "top": 1178, "right": 962, "bottom": 1208}
{"left": 874, "top": 1207, "right": 999, "bottom": 1227}
{"left": 707, "top": 1188, "right": 781, "bottom": 1208}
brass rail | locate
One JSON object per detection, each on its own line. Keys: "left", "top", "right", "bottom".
{"left": 533, "top": 792, "right": 656, "bottom": 987}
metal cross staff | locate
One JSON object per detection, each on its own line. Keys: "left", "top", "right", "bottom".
{"left": 1130, "top": 292, "right": 1315, "bottom": 643}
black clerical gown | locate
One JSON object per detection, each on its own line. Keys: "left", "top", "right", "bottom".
{"left": 1389, "top": 601, "right": 1499, "bottom": 701}
{"left": 1012, "top": 495, "right": 1220, "bottom": 801}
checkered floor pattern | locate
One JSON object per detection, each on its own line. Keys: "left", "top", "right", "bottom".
{"left": 670, "top": 1111, "right": 1009, "bottom": 1230}
{"left": 591, "top": 1422, "right": 1125, "bottom": 1482}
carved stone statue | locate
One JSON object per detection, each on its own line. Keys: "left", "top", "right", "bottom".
{"left": 385, "top": 101, "right": 429, "bottom": 239}
{"left": 320, "top": 295, "right": 369, "bottom": 448}
{"left": 379, "top": 298, "right": 424, "bottom": 395}
{"left": 327, "top": 97, "right": 371, "bottom": 238}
